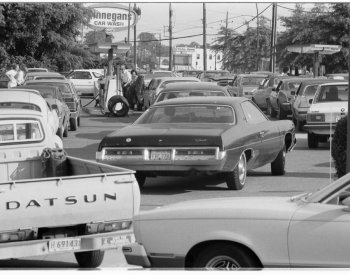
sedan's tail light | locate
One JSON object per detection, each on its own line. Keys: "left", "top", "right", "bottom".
{"left": 174, "top": 148, "right": 218, "bottom": 160}
{"left": 307, "top": 113, "right": 325, "bottom": 122}
{"left": 86, "top": 220, "right": 132, "bottom": 234}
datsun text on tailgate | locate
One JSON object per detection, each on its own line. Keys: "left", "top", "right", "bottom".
{"left": 96, "top": 97, "right": 296, "bottom": 190}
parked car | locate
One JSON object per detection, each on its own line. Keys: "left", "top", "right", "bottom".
{"left": 142, "top": 71, "right": 178, "bottom": 87}
{"left": 143, "top": 77, "right": 200, "bottom": 109}
{"left": 326, "top": 73, "right": 349, "bottom": 80}
{"left": 196, "top": 70, "right": 233, "bottom": 82}
{"left": 304, "top": 82, "right": 348, "bottom": 148}
{"left": 123, "top": 172, "right": 350, "bottom": 269}
{"left": 154, "top": 82, "right": 231, "bottom": 104}
{"left": 25, "top": 79, "right": 81, "bottom": 131}
{"left": 0, "top": 89, "right": 59, "bottom": 136}
{"left": 0, "top": 108, "right": 140, "bottom": 268}
{"left": 291, "top": 79, "right": 342, "bottom": 131}
{"left": 24, "top": 72, "right": 65, "bottom": 83}
{"left": 27, "top": 68, "right": 49, "bottom": 73}
{"left": 96, "top": 97, "right": 296, "bottom": 190}
{"left": 16, "top": 85, "right": 70, "bottom": 138}
{"left": 229, "top": 74, "right": 267, "bottom": 98}
{"left": 268, "top": 77, "right": 314, "bottom": 119}
{"left": 251, "top": 73, "right": 281, "bottom": 111}
{"left": 66, "top": 69, "right": 103, "bottom": 97}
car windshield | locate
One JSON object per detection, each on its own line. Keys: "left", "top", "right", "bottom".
{"left": 205, "top": 71, "right": 230, "bottom": 78}
{"left": 241, "top": 77, "right": 265, "bottom": 86}
{"left": 135, "top": 104, "right": 235, "bottom": 124}
{"left": 93, "top": 72, "right": 103, "bottom": 78}
{"left": 155, "top": 90, "right": 226, "bottom": 103}
{"left": 314, "top": 84, "right": 348, "bottom": 103}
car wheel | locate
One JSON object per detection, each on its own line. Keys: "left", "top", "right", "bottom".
{"left": 193, "top": 243, "right": 259, "bottom": 269}
{"left": 70, "top": 117, "right": 78, "bottom": 131}
{"left": 225, "top": 152, "right": 247, "bottom": 190}
{"left": 308, "top": 132, "right": 319, "bottom": 149}
{"left": 278, "top": 104, "right": 287, "bottom": 119}
{"left": 77, "top": 116, "right": 81, "bottom": 126}
{"left": 271, "top": 145, "right": 286, "bottom": 175}
{"left": 56, "top": 125, "right": 64, "bottom": 139}
{"left": 63, "top": 123, "right": 68, "bottom": 137}
{"left": 74, "top": 250, "right": 104, "bottom": 268}
{"left": 135, "top": 172, "right": 146, "bottom": 188}
{"left": 108, "top": 96, "right": 129, "bottom": 117}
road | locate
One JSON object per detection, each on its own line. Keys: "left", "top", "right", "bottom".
{"left": 0, "top": 102, "right": 336, "bottom": 269}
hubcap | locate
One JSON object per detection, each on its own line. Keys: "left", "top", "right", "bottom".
{"left": 238, "top": 154, "right": 247, "bottom": 185}
{"left": 114, "top": 102, "right": 123, "bottom": 112}
{"left": 206, "top": 256, "right": 241, "bottom": 270}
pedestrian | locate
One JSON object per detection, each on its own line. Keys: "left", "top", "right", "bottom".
{"left": 15, "top": 64, "right": 27, "bottom": 86}
{"left": 6, "top": 64, "right": 19, "bottom": 88}
{"left": 120, "top": 65, "right": 131, "bottom": 97}
{"left": 126, "top": 70, "right": 140, "bottom": 110}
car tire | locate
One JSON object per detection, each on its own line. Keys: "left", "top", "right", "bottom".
{"left": 108, "top": 96, "right": 129, "bottom": 117}
{"left": 56, "top": 125, "right": 63, "bottom": 139}
{"left": 135, "top": 172, "right": 146, "bottom": 188}
{"left": 271, "top": 145, "right": 286, "bottom": 175}
{"left": 308, "top": 133, "right": 319, "bottom": 149}
{"left": 77, "top": 116, "right": 81, "bottom": 126}
{"left": 63, "top": 123, "right": 68, "bottom": 137}
{"left": 70, "top": 117, "right": 78, "bottom": 131}
{"left": 225, "top": 152, "right": 247, "bottom": 190}
{"left": 193, "top": 243, "right": 259, "bottom": 269}
{"left": 74, "top": 250, "right": 105, "bottom": 268}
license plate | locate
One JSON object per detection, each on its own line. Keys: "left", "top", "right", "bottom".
{"left": 48, "top": 238, "right": 81, "bottom": 252}
{"left": 150, "top": 151, "right": 171, "bottom": 161}
{"left": 101, "top": 234, "right": 133, "bottom": 248}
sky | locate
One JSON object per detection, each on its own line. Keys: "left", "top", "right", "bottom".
{"left": 84, "top": 2, "right": 323, "bottom": 46}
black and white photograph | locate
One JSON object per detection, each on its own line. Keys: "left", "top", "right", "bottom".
{"left": 0, "top": 0, "right": 350, "bottom": 270}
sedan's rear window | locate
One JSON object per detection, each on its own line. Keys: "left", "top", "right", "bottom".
{"left": 315, "top": 85, "right": 348, "bottom": 103}
{"left": 136, "top": 104, "right": 235, "bottom": 124}
{"left": 155, "top": 90, "right": 226, "bottom": 103}
{"left": 0, "top": 102, "right": 41, "bottom": 112}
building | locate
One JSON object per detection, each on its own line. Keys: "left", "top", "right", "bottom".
{"left": 173, "top": 46, "right": 223, "bottom": 71}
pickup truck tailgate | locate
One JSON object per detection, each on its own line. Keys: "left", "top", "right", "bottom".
{"left": 0, "top": 157, "right": 138, "bottom": 232}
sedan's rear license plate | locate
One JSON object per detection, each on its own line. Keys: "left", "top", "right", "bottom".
{"left": 101, "top": 234, "right": 134, "bottom": 248}
{"left": 48, "top": 238, "right": 81, "bottom": 252}
{"left": 150, "top": 150, "right": 171, "bottom": 160}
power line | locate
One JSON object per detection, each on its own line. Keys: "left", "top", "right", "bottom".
{"left": 277, "top": 4, "right": 331, "bottom": 14}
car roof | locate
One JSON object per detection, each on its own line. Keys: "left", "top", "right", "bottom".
{"left": 26, "top": 72, "right": 62, "bottom": 76}
{"left": 16, "top": 85, "right": 59, "bottom": 91}
{"left": 319, "top": 81, "right": 348, "bottom": 86}
{"left": 153, "top": 96, "right": 247, "bottom": 107}
{"left": 0, "top": 108, "right": 45, "bottom": 117}
{"left": 152, "top": 77, "right": 198, "bottom": 81}
{"left": 238, "top": 74, "right": 268, "bottom": 77}
{"left": 0, "top": 89, "right": 48, "bottom": 110}
{"left": 300, "top": 78, "right": 344, "bottom": 85}
{"left": 160, "top": 82, "right": 228, "bottom": 92}
{"left": 26, "top": 79, "right": 72, "bottom": 84}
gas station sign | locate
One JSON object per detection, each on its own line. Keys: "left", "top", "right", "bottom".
{"left": 88, "top": 3, "right": 139, "bottom": 32}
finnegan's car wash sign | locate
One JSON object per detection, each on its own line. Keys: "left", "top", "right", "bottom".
{"left": 88, "top": 3, "right": 139, "bottom": 32}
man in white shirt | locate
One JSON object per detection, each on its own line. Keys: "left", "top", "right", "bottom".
{"left": 120, "top": 65, "right": 131, "bottom": 97}
{"left": 15, "top": 64, "right": 27, "bottom": 86}
{"left": 6, "top": 64, "right": 19, "bottom": 88}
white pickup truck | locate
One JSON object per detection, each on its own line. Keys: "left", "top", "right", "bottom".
{"left": 0, "top": 107, "right": 140, "bottom": 268}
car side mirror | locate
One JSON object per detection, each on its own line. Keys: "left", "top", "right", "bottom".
{"left": 309, "top": 99, "right": 313, "bottom": 104}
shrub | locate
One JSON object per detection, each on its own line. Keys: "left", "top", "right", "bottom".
{"left": 332, "top": 116, "right": 347, "bottom": 178}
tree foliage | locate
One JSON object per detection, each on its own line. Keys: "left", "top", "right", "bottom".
{"left": 0, "top": 3, "right": 94, "bottom": 71}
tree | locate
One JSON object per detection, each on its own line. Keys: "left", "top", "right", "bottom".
{"left": 0, "top": 3, "right": 94, "bottom": 71}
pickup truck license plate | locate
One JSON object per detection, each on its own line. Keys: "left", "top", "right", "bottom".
{"left": 101, "top": 234, "right": 133, "bottom": 248}
{"left": 48, "top": 238, "right": 81, "bottom": 252}
{"left": 150, "top": 150, "right": 171, "bottom": 161}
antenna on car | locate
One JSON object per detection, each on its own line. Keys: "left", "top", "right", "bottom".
{"left": 329, "top": 112, "right": 332, "bottom": 184}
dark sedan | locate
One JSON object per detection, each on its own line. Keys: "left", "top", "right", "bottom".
{"left": 96, "top": 97, "right": 296, "bottom": 190}
{"left": 154, "top": 82, "right": 231, "bottom": 104}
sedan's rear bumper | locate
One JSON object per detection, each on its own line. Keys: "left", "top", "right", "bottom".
{"left": 304, "top": 123, "right": 336, "bottom": 136}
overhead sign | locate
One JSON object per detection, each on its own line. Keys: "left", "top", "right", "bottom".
{"left": 287, "top": 44, "right": 342, "bottom": 55}
{"left": 88, "top": 3, "right": 139, "bottom": 32}
{"left": 175, "top": 46, "right": 195, "bottom": 53}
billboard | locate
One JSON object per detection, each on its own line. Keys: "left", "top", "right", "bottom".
{"left": 88, "top": 4, "right": 139, "bottom": 32}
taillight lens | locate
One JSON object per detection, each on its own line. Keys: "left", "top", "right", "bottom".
{"left": 307, "top": 113, "right": 325, "bottom": 122}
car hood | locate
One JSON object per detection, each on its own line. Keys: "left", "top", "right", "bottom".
{"left": 99, "top": 124, "right": 232, "bottom": 148}
{"left": 309, "top": 102, "right": 348, "bottom": 113}
{"left": 135, "top": 196, "right": 303, "bottom": 221}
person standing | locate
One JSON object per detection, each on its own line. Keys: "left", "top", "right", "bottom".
{"left": 15, "top": 64, "right": 27, "bottom": 86}
{"left": 6, "top": 64, "right": 19, "bottom": 88}
{"left": 120, "top": 65, "right": 131, "bottom": 97}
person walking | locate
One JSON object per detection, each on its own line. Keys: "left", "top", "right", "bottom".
{"left": 6, "top": 64, "right": 19, "bottom": 88}
{"left": 15, "top": 64, "right": 27, "bottom": 86}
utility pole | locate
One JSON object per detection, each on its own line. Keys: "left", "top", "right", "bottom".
{"left": 133, "top": 3, "right": 137, "bottom": 69}
{"left": 347, "top": 5, "right": 350, "bottom": 173}
{"left": 203, "top": 3, "right": 207, "bottom": 72}
{"left": 225, "top": 11, "right": 228, "bottom": 70}
{"left": 270, "top": 3, "right": 277, "bottom": 73}
{"left": 127, "top": 3, "right": 131, "bottom": 43}
{"left": 158, "top": 33, "right": 162, "bottom": 69}
{"left": 169, "top": 3, "right": 173, "bottom": 71}
{"left": 256, "top": 3, "right": 260, "bottom": 71}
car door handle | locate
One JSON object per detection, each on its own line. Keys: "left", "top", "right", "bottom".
{"left": 258, "top": 131, "right": 266, "bottom": 138}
